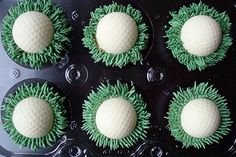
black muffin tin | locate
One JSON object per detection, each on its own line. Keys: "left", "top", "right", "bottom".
{"left": 0, "top": 0, "right": 236, "bottom": 156}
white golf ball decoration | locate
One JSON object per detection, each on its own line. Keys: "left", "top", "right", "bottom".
{"left": 95, "top": 12, "right": 138, "bottom": 54}
{"left": 181, "top": 98, "right": 221, "bottom": 138}
{"left": 95, "top": 97, "right": 137, "bottom": 139}
{"left": 180, "top": 15, "right": 222, "bottom": 57}
{"left": 12, "top": 11, "right": 54, "bottom": 53}
{"left": 12, "top": 97, "right": 54, "bottom": 138}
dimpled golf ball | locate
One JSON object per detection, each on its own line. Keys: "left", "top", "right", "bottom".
{"left": 180, "top": 15, "right": 222, "bottom": 57}
{"left": 95, "top": 12, "right": 138, "bottom": 54}
{"left": 95, "top": 97, "right": 137, "bottom": 139}
{"left": 12, "top": 97, "right": 54, "bottom": 138}
{"left": 181, "top": 98, "right": 221, "bottom": 138}
{"left": 12, "top": 11, "right": 54, "bottom": 53}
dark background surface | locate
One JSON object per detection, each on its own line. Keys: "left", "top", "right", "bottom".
{"left": 0, "top": 0, "right": 236, "bottom": 156}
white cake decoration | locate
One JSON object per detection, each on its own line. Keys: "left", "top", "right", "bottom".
{"left": 96, "top": 12, "right": 138, "bottom": 54}
{"left": 12, "top": 97, "right": 54, "bottom": 138}
{"left": 181, "top": 98, "right": 221, "bottom": 138}
{"left": 12, "top": 11, "right": 54, "bottom": 53}
{"left": 181, "top": 15, "right": 222, "bottom": 57}
{"left": 95, "top": 97, "right": 137, "bottom": 139}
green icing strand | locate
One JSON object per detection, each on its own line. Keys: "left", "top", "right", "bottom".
{"left": 165, "top": 2, "right": 232, "bottom": 71}
{"left": 82, "top": 80, "right": 151, "bottom": 150}
{"left": 1, "top": 0, "right": 72, "bottom": 69}
{"left": 2, "top": 83, "right": 68, "bottom": 150}
{"left": 82, "top": 3, "right": 149, "bottom": 68}
{"left": 166, "top": 82, "right": 232, "bottom": 149}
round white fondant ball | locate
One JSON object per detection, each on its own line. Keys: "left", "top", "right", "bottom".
{"left": 12, "top": 11, "right": 54, "bottom": 53}
{"left": 95, "top": 97, "right": 137, "bottom": 139}
{"left": 180, "top": 15, "right": 222, "bottom": 56}
{"left": 95, "top": 12, "right": 138, "bottom": 54}
{"left": 181, "top": 98, "right": 221, "bottom": 138}
{"left": 12, "top": 97, "right": 54, "bottom": 138}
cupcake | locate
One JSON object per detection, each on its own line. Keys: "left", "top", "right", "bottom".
{"left": 82, "top": 3, "right": 149, "bottom": 68}
{"left": 1, "top": 0, "right": 72, "bottom": 69}
{"left": 2, "top": 83, "right": 68, "bottom": 150}
{"left": 167, "top": 82, "right": 232, "bottom": 148}
{"left": 165, "top": 2, "right": 232, "bottom": 71}
{"left": 82, "top": 81, "right": 150, "bottom": 150}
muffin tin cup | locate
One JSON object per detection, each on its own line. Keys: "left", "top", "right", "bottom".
{"left": 79, "top": 0, "right": 154, "bottom": 70}
{"left": 162, "top": 78, "right": 236, "bottom": 156}
{"left": 0, "top": 0, "right": 72, "bottom": 70}
{"left": 1, "top": 78, "right": 72, "bottom": 151}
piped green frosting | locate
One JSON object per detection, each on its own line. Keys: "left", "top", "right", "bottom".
{"left": 82, "top": 2, "right": 149, "bottom": 68}
{"left": 2, "top": 83, "right": 68, "bottom": 150}
{"left": 1, "top": 0, "right": 72, "bottom": 69}
{"left": 165, "top": 2, "right": 232, "bottom": 71}
{"left": 167, "top": 82, "right": 232, "bottom": 149}
{"left": 82, "top": 80, "right": 150, "bottom": 150}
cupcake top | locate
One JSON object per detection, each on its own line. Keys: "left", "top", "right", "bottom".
{"left": 165, "top": 2, "right": 232, "bottom": 71}
{"left": 2, "top": 83, "right": 67, "bottom": 150}
{"left": 82, "top": 3, "right": 149, "bottom": 68}
{"left": 82, "top": 81, "right": 150, "bottom": 150}
{"left": 167, "top": 82, "right": 232, "bottom": 149}
{"left": 1, "top": 0, "right": 72, "bottom": 69}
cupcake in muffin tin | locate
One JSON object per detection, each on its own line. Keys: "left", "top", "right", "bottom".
{"left": 1, "top": 0, "right": 72, "bottom": 69}
{"left": 2, "top": 82, "right": 68, "bottom": 150}
{"left": 0, "top": 0, "right": 235, "bottom": 156}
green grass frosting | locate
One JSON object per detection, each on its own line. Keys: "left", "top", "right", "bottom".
{"left": 82, "top": 3, "right": 149, "bottom": 68}
{"left": 82, "top": 80, "right": 150, "bottom": 150}
{"left": 1, "top": 0, "right": 72, "bottom": 69}
{"left": 165, "top": 2, "right": 232, "bottom": 71}
{"left": 167, "top": 82, "right": 232, "bottom": 149}
{"left": 2, "top": 83, "right": 68, "bottom": 150}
